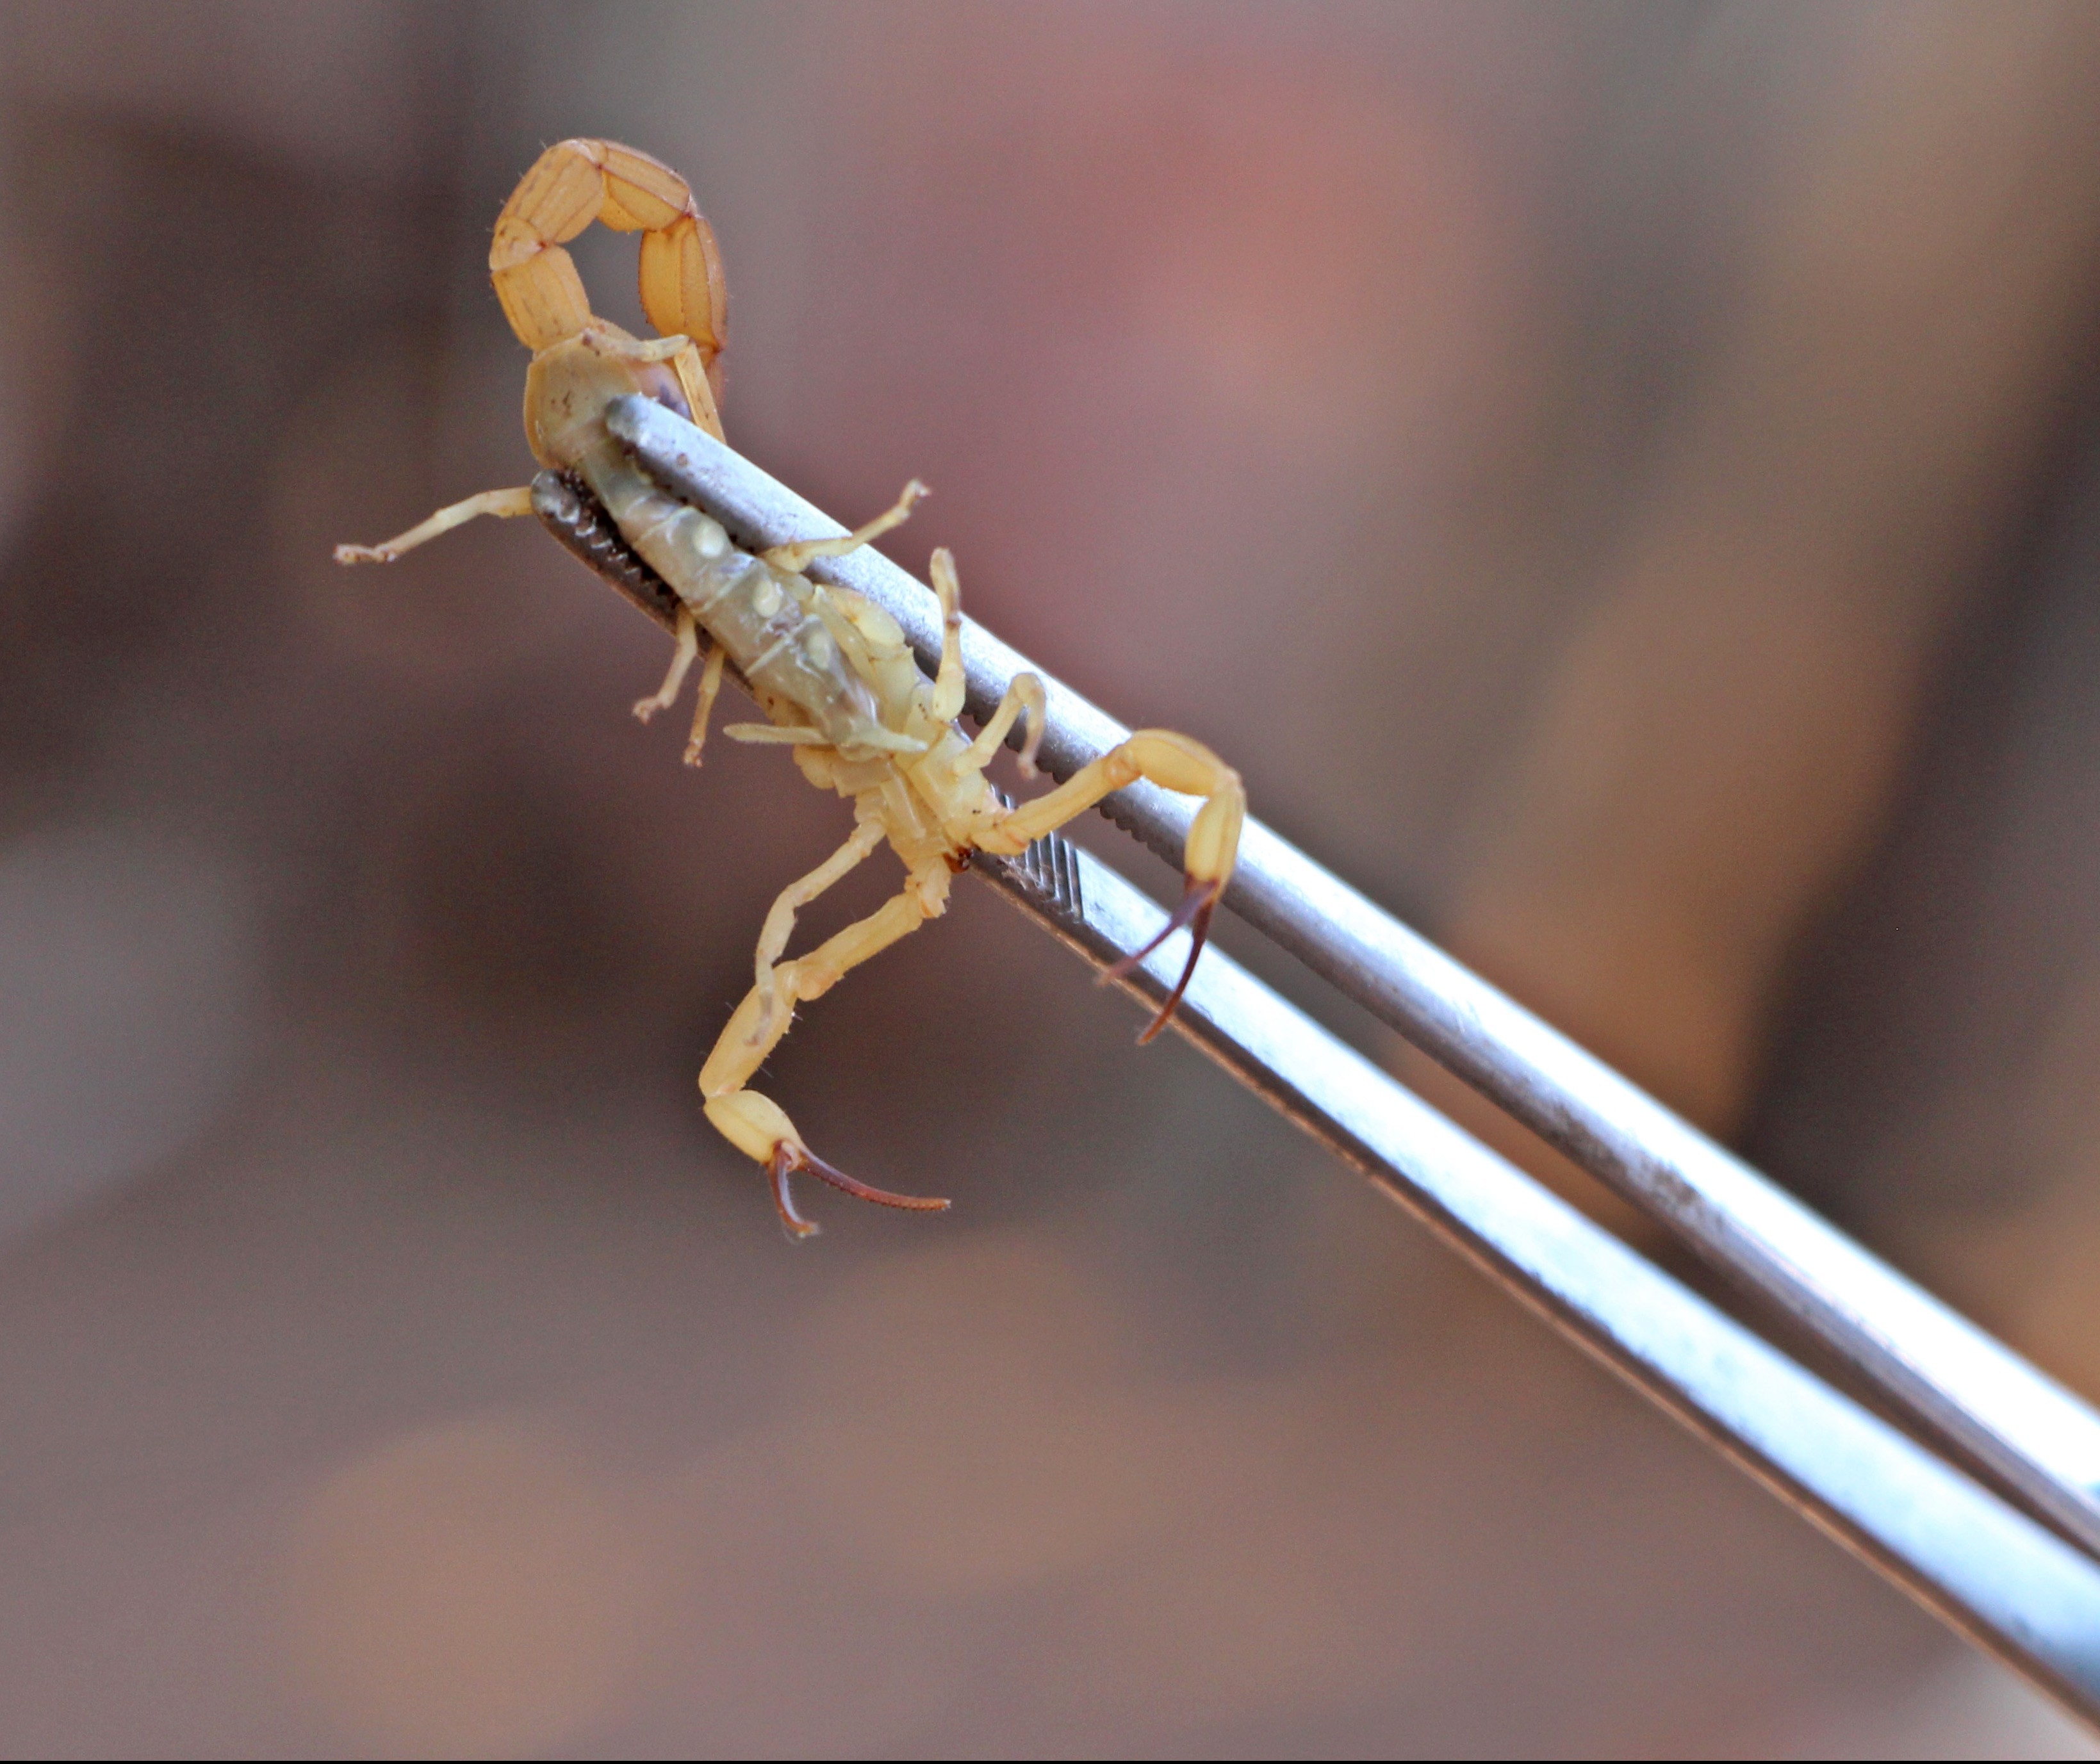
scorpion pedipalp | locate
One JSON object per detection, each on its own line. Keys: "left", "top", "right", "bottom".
{"left": 983, "top": 728, "right": 1243, "bottom": 1042}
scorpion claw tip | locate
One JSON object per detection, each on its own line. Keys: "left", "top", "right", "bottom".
{"left": 769, "top": 1143, "right": 822, "bottom": 1239}
{"left": 1103, "top": 878, "right": 1220, "bottom": 1044}
{"left": 770, "top": 1138, "right": 949, "bottom": 1230}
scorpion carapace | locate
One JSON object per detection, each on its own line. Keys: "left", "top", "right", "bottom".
{"left": 336, "top": 138, "right": 1245, "bottom": 1237}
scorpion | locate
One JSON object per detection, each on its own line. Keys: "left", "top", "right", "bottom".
{"left": 337, "top": 140, "right": 1245, "bottom": 1237}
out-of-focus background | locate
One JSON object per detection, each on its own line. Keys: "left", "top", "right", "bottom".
{"left": 4, "top": 1, "right": 2100, "bottom": 1754}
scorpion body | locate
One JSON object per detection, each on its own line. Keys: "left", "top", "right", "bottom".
{"left": 338, "top": 140, "right": 1244, "bottom": 1236}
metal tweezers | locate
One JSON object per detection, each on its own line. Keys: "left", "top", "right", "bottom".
{"left": 535, "top": 394, "right": 2100, "bottom": 1726}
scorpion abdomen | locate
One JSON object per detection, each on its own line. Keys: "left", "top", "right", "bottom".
{"left": 578, "top": 442, "right": 892, "bottom": 751}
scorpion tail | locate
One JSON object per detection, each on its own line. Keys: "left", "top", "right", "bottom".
{"left": 1104, "top": 876, "right": 1220, "bottom": 1044}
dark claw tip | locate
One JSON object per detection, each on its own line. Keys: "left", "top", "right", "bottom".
{"left": 769, "top": 1138, "right": 949, "bottom": 1230}
{"left": 1103, "top": 877, "right": 1220, "bottom": 1044}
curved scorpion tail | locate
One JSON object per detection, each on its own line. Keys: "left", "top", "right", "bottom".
{"left": 489, "top": 138, "right": 728, "bottom": 433}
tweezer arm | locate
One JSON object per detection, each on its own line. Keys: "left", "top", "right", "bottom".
{"left": 985, "top": 801, "right": 2100, "bottom": 1724}
{"left": 605, "top": 393, "right": 2100, "bottom": 1562}
{"left": 532, "top": 463, "right": 2100, "bottom": 1724}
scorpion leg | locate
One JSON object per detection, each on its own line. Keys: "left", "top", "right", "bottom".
{"left": 926, "top": 547, "right": 968, "bottom": 722}
{"left": 700, "top": 877, "right": 949, "bottom": 1237}
{"left": 749, "top": 817, "right": 888, "bottom": 1041}
{"left": 963, "top": 671, "right": 1047, "bottom": 777}
{"left": 721, "top": 723, "right": 832, "bottom": 746}
{"left": 685, "top": 646, "right": 728, "bottom": 765}
{"left": 931, "top": 550, "right": 1047, "bottom": 775}
{"left": 332, "top": 486, "right": 536, "bottom": 564}
{"left": 985, "top": 731, "right": 1244, "bottom": 1041}
{"left": 762, "top": 480, "right": 928, "bottom": 578}
{"left": 633, "top": 610, "right": 699, "bottom": 721}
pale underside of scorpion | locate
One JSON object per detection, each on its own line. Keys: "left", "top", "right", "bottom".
{"left": 338, "top": 139, "right": 1245, "bottom": 1237}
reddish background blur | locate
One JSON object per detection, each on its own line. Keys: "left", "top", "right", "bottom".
{"left": 4, "top": 3, "right": 2100, "bottom": 1754}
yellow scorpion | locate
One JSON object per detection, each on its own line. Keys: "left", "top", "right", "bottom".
{"left": 338, "top": 140, "right": 1245, "bottom": 1236}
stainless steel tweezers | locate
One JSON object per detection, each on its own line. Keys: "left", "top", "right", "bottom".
{"left": 530, "top": 393, "right": 2100, "bottom": 1726}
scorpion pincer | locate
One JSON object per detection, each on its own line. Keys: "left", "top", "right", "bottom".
{"left": 336, "top": 139, "right": 1245, "bottom": 1237}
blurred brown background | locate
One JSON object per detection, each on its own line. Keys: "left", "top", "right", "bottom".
{"left": 3, "top": 1, "right": 2100, "bottom": 1754}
